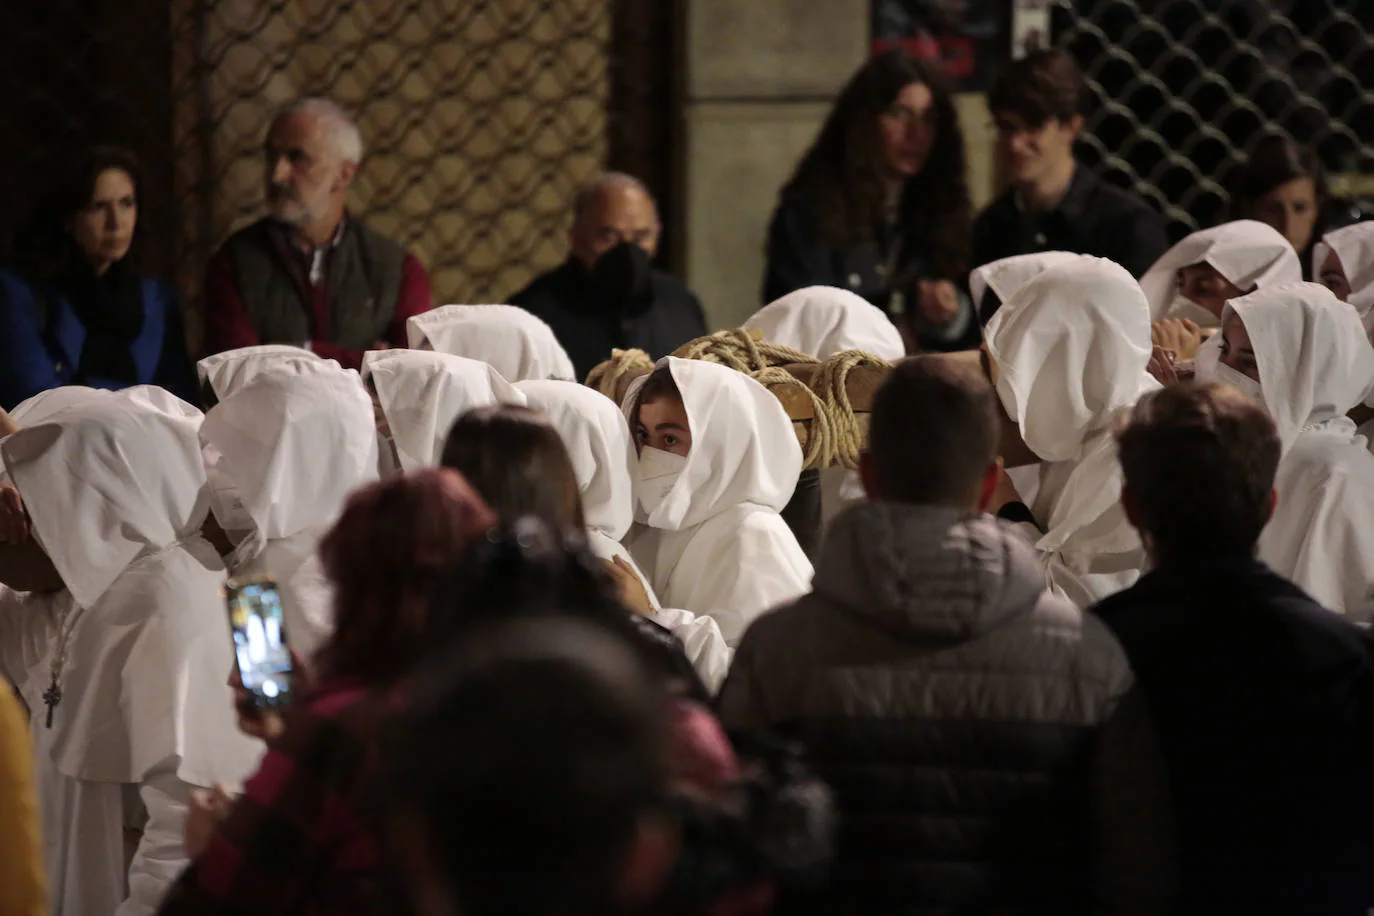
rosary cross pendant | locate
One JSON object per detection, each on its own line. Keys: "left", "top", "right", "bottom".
{"left": 42, "top": 682, "right": 61, "bottom": 728}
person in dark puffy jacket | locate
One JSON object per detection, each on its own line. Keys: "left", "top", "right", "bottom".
{"left": 1097, "top": 382, "right": 1374, "bottom": 916}
{"left": 718, "top": 356, "right": 1173, "bottom": 916}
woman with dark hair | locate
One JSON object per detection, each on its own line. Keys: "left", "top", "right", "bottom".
{"left": 1229, "top": 135, "right": 1328, "bottom": 277}
{"left": 762, "top": 51, "right": 974, "bottom": 351}
{"left": 0, "top": 146, "right": 196, "bottom": 409}
{"left": 158, "top": 468, "right": 497, "bottom": 915}
{"left": 441, "top": 404, "right": 587, "bottom": 533}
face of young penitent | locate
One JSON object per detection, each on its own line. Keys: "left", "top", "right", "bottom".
{"left": 1218, "top": 312, "right": 1261, "bottom": 383}
{"left": 1177, "top": 262, "right": 1247, "bottom": 319}
{"left": 634, "top": 395, "right": 691, "bottom": 457}
{"left": 1319, "top": 249, "right": 1351, "bottom": 302}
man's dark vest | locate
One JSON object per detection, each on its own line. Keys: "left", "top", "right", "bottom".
{"left": 224, "top": 217, "right": 407, "bottom": 350}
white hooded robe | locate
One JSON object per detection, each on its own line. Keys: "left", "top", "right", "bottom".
{"left": 741, "top": 285, "right": 905, "bottom": 530}
{"left": 1139, "top": 220, "right": 1302, "bottom": 325}
{"left": 406, "top": 304, "right": 576, "bottom": 382}
{"left": 362, "top": 349, "right": 527, "bottom": 472}
{"left": 625, "top": 358, "right": 813, "bottom": 646}
{"left": 1197, "top": 284, "right": 1374, "bottom": 620}
{"left": 985, "top": 258, "right": 1157, "bottom": 608}
{"left": 0, "top": 390, "right": 263, "bottom": 916}
{"left": 969, "top": 253, "right": 1096, "bottom": 503}
{"left": 1313, "top": 222, "right": 1374, "bottom": 337}
{"left": 517, "top": 379, "right": 733, "bottom": 690}
{"left": 200, "top": 363, "right": 379, "bottom": 661}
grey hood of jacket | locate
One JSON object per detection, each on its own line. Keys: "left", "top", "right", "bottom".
{"left": 813, "top": 501, "right": 1049, "bottom": 643}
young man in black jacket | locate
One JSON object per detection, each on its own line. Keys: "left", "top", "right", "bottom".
{"left": 1096, "top": 382, "right": 1374, "bottom": 916}
{"left": 974, "top": 51, "right": 1169, "bottom": 299}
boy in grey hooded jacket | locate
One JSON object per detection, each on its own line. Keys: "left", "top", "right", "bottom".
{"left": 718, "top": 357, "right": 1172, "bottom": 916}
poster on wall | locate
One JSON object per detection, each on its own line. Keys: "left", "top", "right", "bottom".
{"left": 870, "top": 0, "right": 1008, "bottom": 92}
{"left": 871, "top": 1, "right": 1053, "bottom": 88}
{"left": 1011, "top": 0, "right": 1052, "bottom": 59}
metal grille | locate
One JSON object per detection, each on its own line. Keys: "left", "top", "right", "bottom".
{"left": 1052, "top": 0, "right": 1374, "bottom": 237}
{"left": 171, "top": 0, "right": 613, "bottom": 339}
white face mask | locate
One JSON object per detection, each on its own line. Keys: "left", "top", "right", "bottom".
{"left": 1166, "top": 294, "right": 1222, "bottom": 328}
{"left": 203, "top": 445, "right": 256, "bottom": 535}
{"left": 635, "top": 446, "right": 688, "bottom": 519}
{"left": 1205, "top": 361, "right": 1265, "bottom": 405}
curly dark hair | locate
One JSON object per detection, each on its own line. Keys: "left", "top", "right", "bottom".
{"left": 786, "top": 51, "right": 971, "bottom": 282}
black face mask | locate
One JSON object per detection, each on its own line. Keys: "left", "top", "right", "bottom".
{"left": 589, "top": 240, "right": 654, "bottom": 317}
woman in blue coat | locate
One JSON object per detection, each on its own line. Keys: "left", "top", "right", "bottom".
{"left": 0, "top": 146, "right": 195, "bottom": 409}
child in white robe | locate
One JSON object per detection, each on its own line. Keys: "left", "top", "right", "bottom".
{"left": 985, "top": 257, "right": 1158, "bottom": 608}
{"left": 1314, "top": 222, "right": 1374, "bottom": 338}
{"left": 200, "top": 363, "right": 378, "bottom": 661}
{"left": 405, "top": 303, "right": 575, "bottom": 382}
{"left": 742, "top": 285, "right": 905, "bottom": 531}
{"left": 517, "top": 379, "right": 732, "bottom": 690}
{"left": 1140, "top": 220, "right": 1301, "bottom": 360}
{"left": 0, "top": 389, "right": 262, "bottom": 916}
{"left": 624, "top": 357, "right": 813, "bottom": 645}
{"left": 1195, "top": 282, "right": 1374, "bottom": 620}
{"left": 969, "top": 253, "right": 1095, "bottom": 506}
{"left": 361, "top": 348, "right": 526, "bottom": 473}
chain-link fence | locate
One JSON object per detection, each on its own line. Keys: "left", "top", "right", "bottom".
{"left": 1052, "top": 0, "right": 1374, "bottom": 239}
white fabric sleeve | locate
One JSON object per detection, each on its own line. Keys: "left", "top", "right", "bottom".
{"left": 116, "top": 757, "right": 195, "bottom": 916}
{"left": 648, "top": 608, "right": 733, "bottom": 695}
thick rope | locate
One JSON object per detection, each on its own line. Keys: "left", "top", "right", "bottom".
{"left": 812, "top": 349, "right": 892, "bottom": 470}
{"left": 584, "top": 348, "right": 654, "bottom": 402}
{"left": 673, "top": 329, "right": 818, "bottom": 373}
{"left": 750, "top": 366, "right": 837, "bottom": 471}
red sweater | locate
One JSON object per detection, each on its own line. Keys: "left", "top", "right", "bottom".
{"left": 202, "top": 234, "right": 432, "bottom": 371}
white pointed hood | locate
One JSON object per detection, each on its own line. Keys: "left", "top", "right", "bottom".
{"left": 362, "top": 349, "right": 527, "bottom": 471}
{"left": 200, "top": 362, "right": 379, "bottom": 556}
{"left": 985, "top": 257, "right": 1156, "bottom": 602}
{"left": 741, "top": 286, "right": 905, "bottom": 361}
{"left": 1, "top": 389, "right": 209, "bottom": 610}
{"left": 1197, "top": 283, "right": 1374, "bottom": 452}
{"left": 1205, "top": 284, "right": 1374, "bottom": 621}
{"left": 8, "top": 385, "right": 106, "bottom": 424}
{"left": 626, "top": 357, "right": 801, "bottom": 532}
{"left": 517, "top": 380, "right": 635, "bottom": 542}
{"left": 987, "top": 257, "right": 1156, "bottom": 464}
{"left": 969, "top": 251, "right": 1085, "bottom": 313}
{"left": 1139, "top": 220, "right": 1301, "bottom": 322}
{"left": 197, "top": 344, "right": 328, "bottom": 401}
{"left": 1313, "top": 222, "right": 1374, "bottom": 333}
{"left": 1, "top": 386, "right": 110, "bottom": 482}
{"left": 406, "top": 304, "right": 576, "bottom": 382}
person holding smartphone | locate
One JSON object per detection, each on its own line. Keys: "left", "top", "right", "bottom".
{"left": 158, "top": 469, "right": 497, "bottom": 916}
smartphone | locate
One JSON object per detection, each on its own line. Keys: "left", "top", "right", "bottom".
{"left": 224, "top": 576, "right": 293, "bottom": 709}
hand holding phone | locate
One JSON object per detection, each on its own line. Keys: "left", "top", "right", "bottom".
{"left": 224, "top": 576, "right": 294, "bottom": 711}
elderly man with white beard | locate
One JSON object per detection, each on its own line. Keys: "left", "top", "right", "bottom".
{"left": 201, "top": 98, "right": 432, "bottom": 371}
